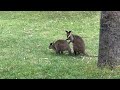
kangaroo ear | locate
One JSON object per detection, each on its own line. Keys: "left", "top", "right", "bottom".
{"left": 66, "top": 31, "right": 68, "bottom": 33}
{"left": 50, "top": 43, "right": 53, "bottom": 45}
{"left": 69, "top": 31, "right": 71, "bottom": 33}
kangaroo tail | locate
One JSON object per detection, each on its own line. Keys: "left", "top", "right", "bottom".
{"left": 84, "top": 53, "right": 98, "bottom": 57}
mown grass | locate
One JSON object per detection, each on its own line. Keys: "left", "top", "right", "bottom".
{"left": 0, "top": 11, "right": 120, "bottom": 79}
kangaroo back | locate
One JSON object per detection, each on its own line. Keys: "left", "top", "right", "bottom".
{"left": 49, "top": 40, "right": 71, "bottom": 54}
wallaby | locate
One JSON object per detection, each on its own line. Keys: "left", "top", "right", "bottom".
{"left": 66, "top": 31, "right": 98, "bottom": 57}
{"left": 66, "top": 31, "right": 85, "bottom": 56}
{"left": 49, "top": 40, "right": 71, "bottom": 54}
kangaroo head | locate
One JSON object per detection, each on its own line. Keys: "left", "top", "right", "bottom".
{"left": 65, "top": 31, "right": 74, "bottom": 42}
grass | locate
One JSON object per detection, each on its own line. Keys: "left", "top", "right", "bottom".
{"left": 0, "top": 11, "right": 120, "bottom": 79}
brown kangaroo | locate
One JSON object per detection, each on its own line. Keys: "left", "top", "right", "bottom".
{"left": 49, "top": 40, "right": 71, "bottom": 54}
{"left": 66, "top": 31, "right": 98, "bottom": 57}
{"left": 66, "top": 31, "right": 85, "bottom": 56}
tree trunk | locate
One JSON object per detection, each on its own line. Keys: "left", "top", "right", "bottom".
{"left": 98, "top": 11, "right": 120, "bottom": 69}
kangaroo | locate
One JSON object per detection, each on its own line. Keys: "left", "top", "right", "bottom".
{"left": 49, "top": 40, "right": 71, "bottom": 54}
{"left": 66, "top": 31, "right": 85, "bottom": 56}
{"left": 66, "top": 31, "right": 98, "bottom": 57}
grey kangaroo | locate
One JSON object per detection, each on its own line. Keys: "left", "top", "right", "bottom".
{"left": 49, "top": 40, "right": 71, "bottom": 54}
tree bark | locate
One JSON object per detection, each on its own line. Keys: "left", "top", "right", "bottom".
{"left": 98, "top": 11, "right": 120, "bottom": 69}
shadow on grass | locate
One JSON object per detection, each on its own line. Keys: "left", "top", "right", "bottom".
{"left": 48, "top": 51, "right": 84, "bottom": 58}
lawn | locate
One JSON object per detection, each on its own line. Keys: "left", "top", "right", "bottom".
{"left": 0, "top": 11, "right": 120, "bottom": 79}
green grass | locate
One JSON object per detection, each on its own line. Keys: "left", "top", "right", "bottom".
{"left": 1, "top": 11, "right": 120, "bottom": 79}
